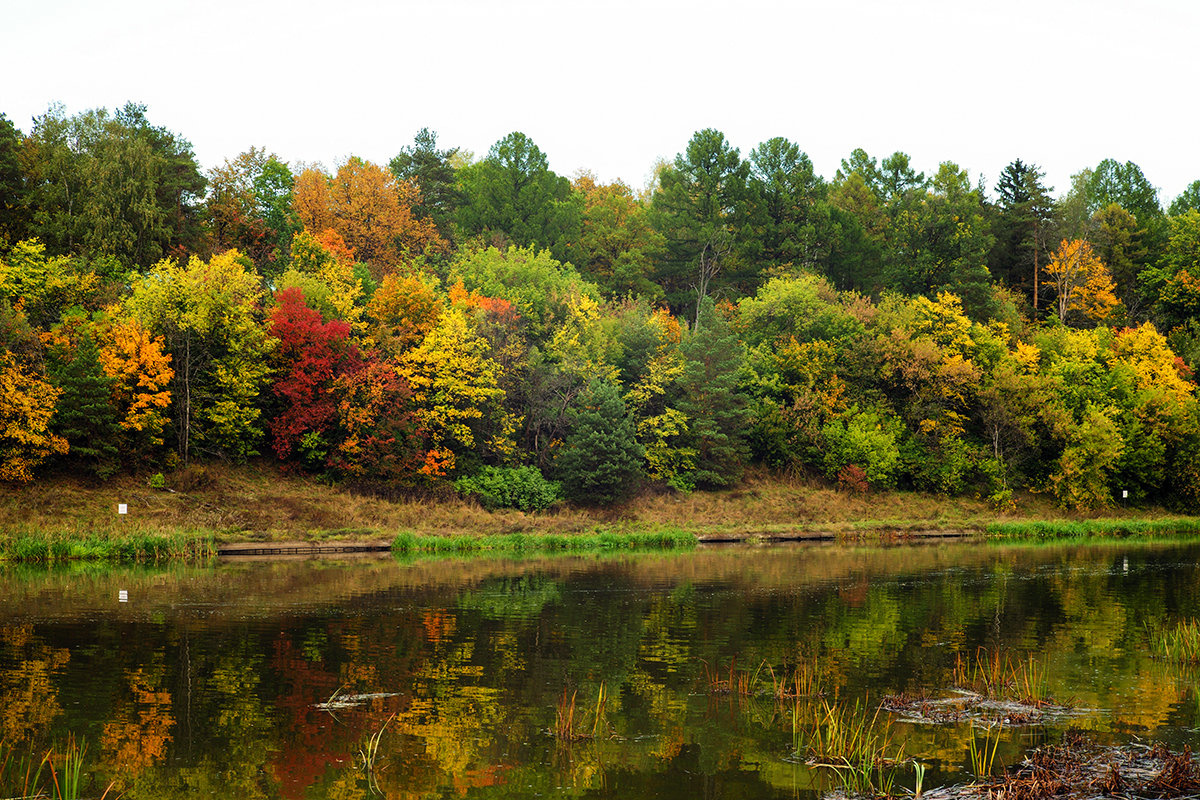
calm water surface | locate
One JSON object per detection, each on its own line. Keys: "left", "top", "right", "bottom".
{"left": 2, "top": 540, "right": 1199, "bottom": 798}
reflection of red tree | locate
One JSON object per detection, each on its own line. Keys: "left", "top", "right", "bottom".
{"left": 269, "top": 615, "right": 433, "bottom": 798}
{"left": 268, "top": 632, "right": 349, "bottom": 799}
{"left": 838, "top": 580, "right": 869, "bottom": 607}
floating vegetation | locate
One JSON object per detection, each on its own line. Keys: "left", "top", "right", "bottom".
{"left": 314, "top": 688, "right": 402, "bottom": 712}
{"left": 943, "top": 736, "right": 1200, "bottom": 800}
{"left": 881, "top": 689, "right": 1076, "bottom": 728}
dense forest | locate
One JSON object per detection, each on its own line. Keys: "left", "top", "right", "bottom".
{"left": 3, "top": 102, "right": 1200, "bottom": 510}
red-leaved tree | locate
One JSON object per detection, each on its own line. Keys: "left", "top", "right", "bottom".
{"left": 268, "top": 287, "right": 362, "bottom": 463}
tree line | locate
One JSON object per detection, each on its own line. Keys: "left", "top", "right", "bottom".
{"left": 3, "top": 102, "right": 1200, "bottom": 509}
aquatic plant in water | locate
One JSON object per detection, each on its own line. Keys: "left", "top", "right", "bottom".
{"left": 1151, "top": 619, "right": 1200, "bottom": 663}
{"left": 803, "top": 697, "right": 905, "bottom": 797}
{"left": 967, "top": 722, "right": 1004, "bottom": 780}
{"left": 702, "top": 657, "right": 765, "bottom": 696}
{"left": 555, "top": 683, "right": 608, "bottom": 741}
{"left": 953, "top": 648, "right": 1052, "bottom": 705}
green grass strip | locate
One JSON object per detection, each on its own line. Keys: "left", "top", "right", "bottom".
{"left": 391, "top": 528, "right": 697, "bottom": 555}
{"left": 986, "top": 517, "right": 1200, "bottom": 540}
{"left": 0, "top": 533, "right": 217, "bottom": 563}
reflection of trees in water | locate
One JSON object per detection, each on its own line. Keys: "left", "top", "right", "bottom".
{"left": 4, "top": 543, "right": 1200, "bottom": 798}
{"left": 101, "top": 664, "right": 175, "bottom": 779}
{"left": 0, "top": 624, "right": 69, "bottom": 744}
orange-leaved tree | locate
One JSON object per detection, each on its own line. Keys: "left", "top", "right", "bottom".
{"left": 97, "top": 317, "right": 174, "bottom": 459}
{"left": 295, "top": 159, "right": 444, "bottom": 278}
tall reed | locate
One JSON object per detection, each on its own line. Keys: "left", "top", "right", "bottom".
{"left": 953, "top": 647, "right": 1051, "bottom": 704}
{"left": 968, "top": 722, "right": 1004, "bottom": 779}
{"left": 701, "top": 658, "right": 764, "bottom": 696}
{"left": 1151, "top": 619, "right": 1200, "bottom": 663}
{"left": 804, "top": 697, "right": 905, "bottom": 797}
{"left": 555, "top": 683, "right": 608, "bottom": 741}
{"left": 768, "top": 659, "right": 823, "bottom": 699}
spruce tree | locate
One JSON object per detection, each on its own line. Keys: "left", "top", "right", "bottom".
{"left": 50, "top": 329, "right": 120, "bottom": 478}
{"left": 555, "top": 380, "right": 644, "bottom": 505}
{"left": 677, "top": 297, "right": 750, "bottom": 488}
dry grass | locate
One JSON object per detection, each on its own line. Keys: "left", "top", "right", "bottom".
{"left": 0, "top": 461, "right": 1148, "bottom": 545}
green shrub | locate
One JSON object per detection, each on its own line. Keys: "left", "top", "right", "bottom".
{"left": 821, "top": 407, "right": 901, "bottom": 489}
{"left": 454, "top": 465, "right": 562, "bottom": 511}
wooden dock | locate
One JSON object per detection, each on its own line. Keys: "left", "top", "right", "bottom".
{"left": 218, "top": 541, "right": 393, "bottom": 557}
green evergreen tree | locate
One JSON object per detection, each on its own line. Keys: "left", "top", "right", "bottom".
{"left": 455, "top": 132, "right": 581, "bottom": 263}
{"left": 389, "top": 127, "right": 462, "bottom": 236}
{"left": 554, "top": 380, "right": 644, "bottom": 505}
{"left": 677, "top": 297, "right": 750, "bottom": 488}
{"left": 50, "top": 329, "right": 120, "bottom": 478}
{"left": 0, "top": 113, "right": 27, "bottom": 246}
{"left": 650, "top": 129, "right": 751, "bottom": 320}
{"left": 990, "top": 159, "right": 1053, "bottom": 305}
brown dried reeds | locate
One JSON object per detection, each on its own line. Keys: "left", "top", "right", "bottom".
{"left": 768, "top": 659, "right": 823, "bottom": 699}
{"left": 554, "top": 683, "right": 608, "bottom": 741}
{"left": 953, "top": 648, "right": 1053, "bottom": 706}
{"left": 701, "top": 658, "right": 763, "bottom": 696}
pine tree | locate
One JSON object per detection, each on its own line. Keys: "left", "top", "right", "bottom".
{"left": 677, "top": 297, "right": 750, "bottom": 488}
{"left": 991, "top": 159, "right": 1053, "bottom": 308}
{"left": 554, "top": 380, "right": 644, "bottom": 505}
{"left": 51, "top": 329, "right": 121, "bottom": 478}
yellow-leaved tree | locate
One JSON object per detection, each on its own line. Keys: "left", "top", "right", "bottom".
{"left": 1044, "top": 239, "right": 1121, "bottom": 326}
{"left": 0, "top": 352, "right": 67, "bottom": 482}
{"left": 398, "top": 306, "right": 515, "bottom": 478}
{"left": 123, "top": 250, "right": 273, "bottom": 462}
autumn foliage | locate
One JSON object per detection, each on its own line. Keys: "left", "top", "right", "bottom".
{"left": 3, "top": 114, "right": 1200, "bottom": 512}
{"left": 268, "top": 287, "right": 361, "bottom": 462}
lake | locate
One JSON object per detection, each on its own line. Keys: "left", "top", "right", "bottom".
{"left": 1, "top": 539, "right": 1198, "bottom": 798}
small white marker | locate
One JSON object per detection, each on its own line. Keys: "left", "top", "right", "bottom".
{"left": 118, "top": 590, "right": 128, "bottom": 603}
{"left": 118, "top": 503, "right": 128, "bottom": 515}
{"left": 1122, "top": 490, "right": 1128, "bottom": 499}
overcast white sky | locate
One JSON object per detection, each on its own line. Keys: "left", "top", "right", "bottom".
{"left": 3, "top": 0, "right": 1198, "bottom": 203}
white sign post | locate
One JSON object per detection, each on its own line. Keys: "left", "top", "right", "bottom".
{"left": 117, "top": 503, "right": 128, "bottom": 515}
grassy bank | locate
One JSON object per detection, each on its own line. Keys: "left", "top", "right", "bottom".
{"left": 0, "top": 531, "right": 216, "bottom": 563}
{"left": 985, "top": 518, "right": 1200, "bottom": 539}
{"left": 391, "top": 528, "right": 696, "bottom": 555}
{"left": 2, "top": 462, "right": 1198, "bottom": 561}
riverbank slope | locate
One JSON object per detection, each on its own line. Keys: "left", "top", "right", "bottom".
{"left": 3, "top": 462, "right": 1192, "bottom": 548}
